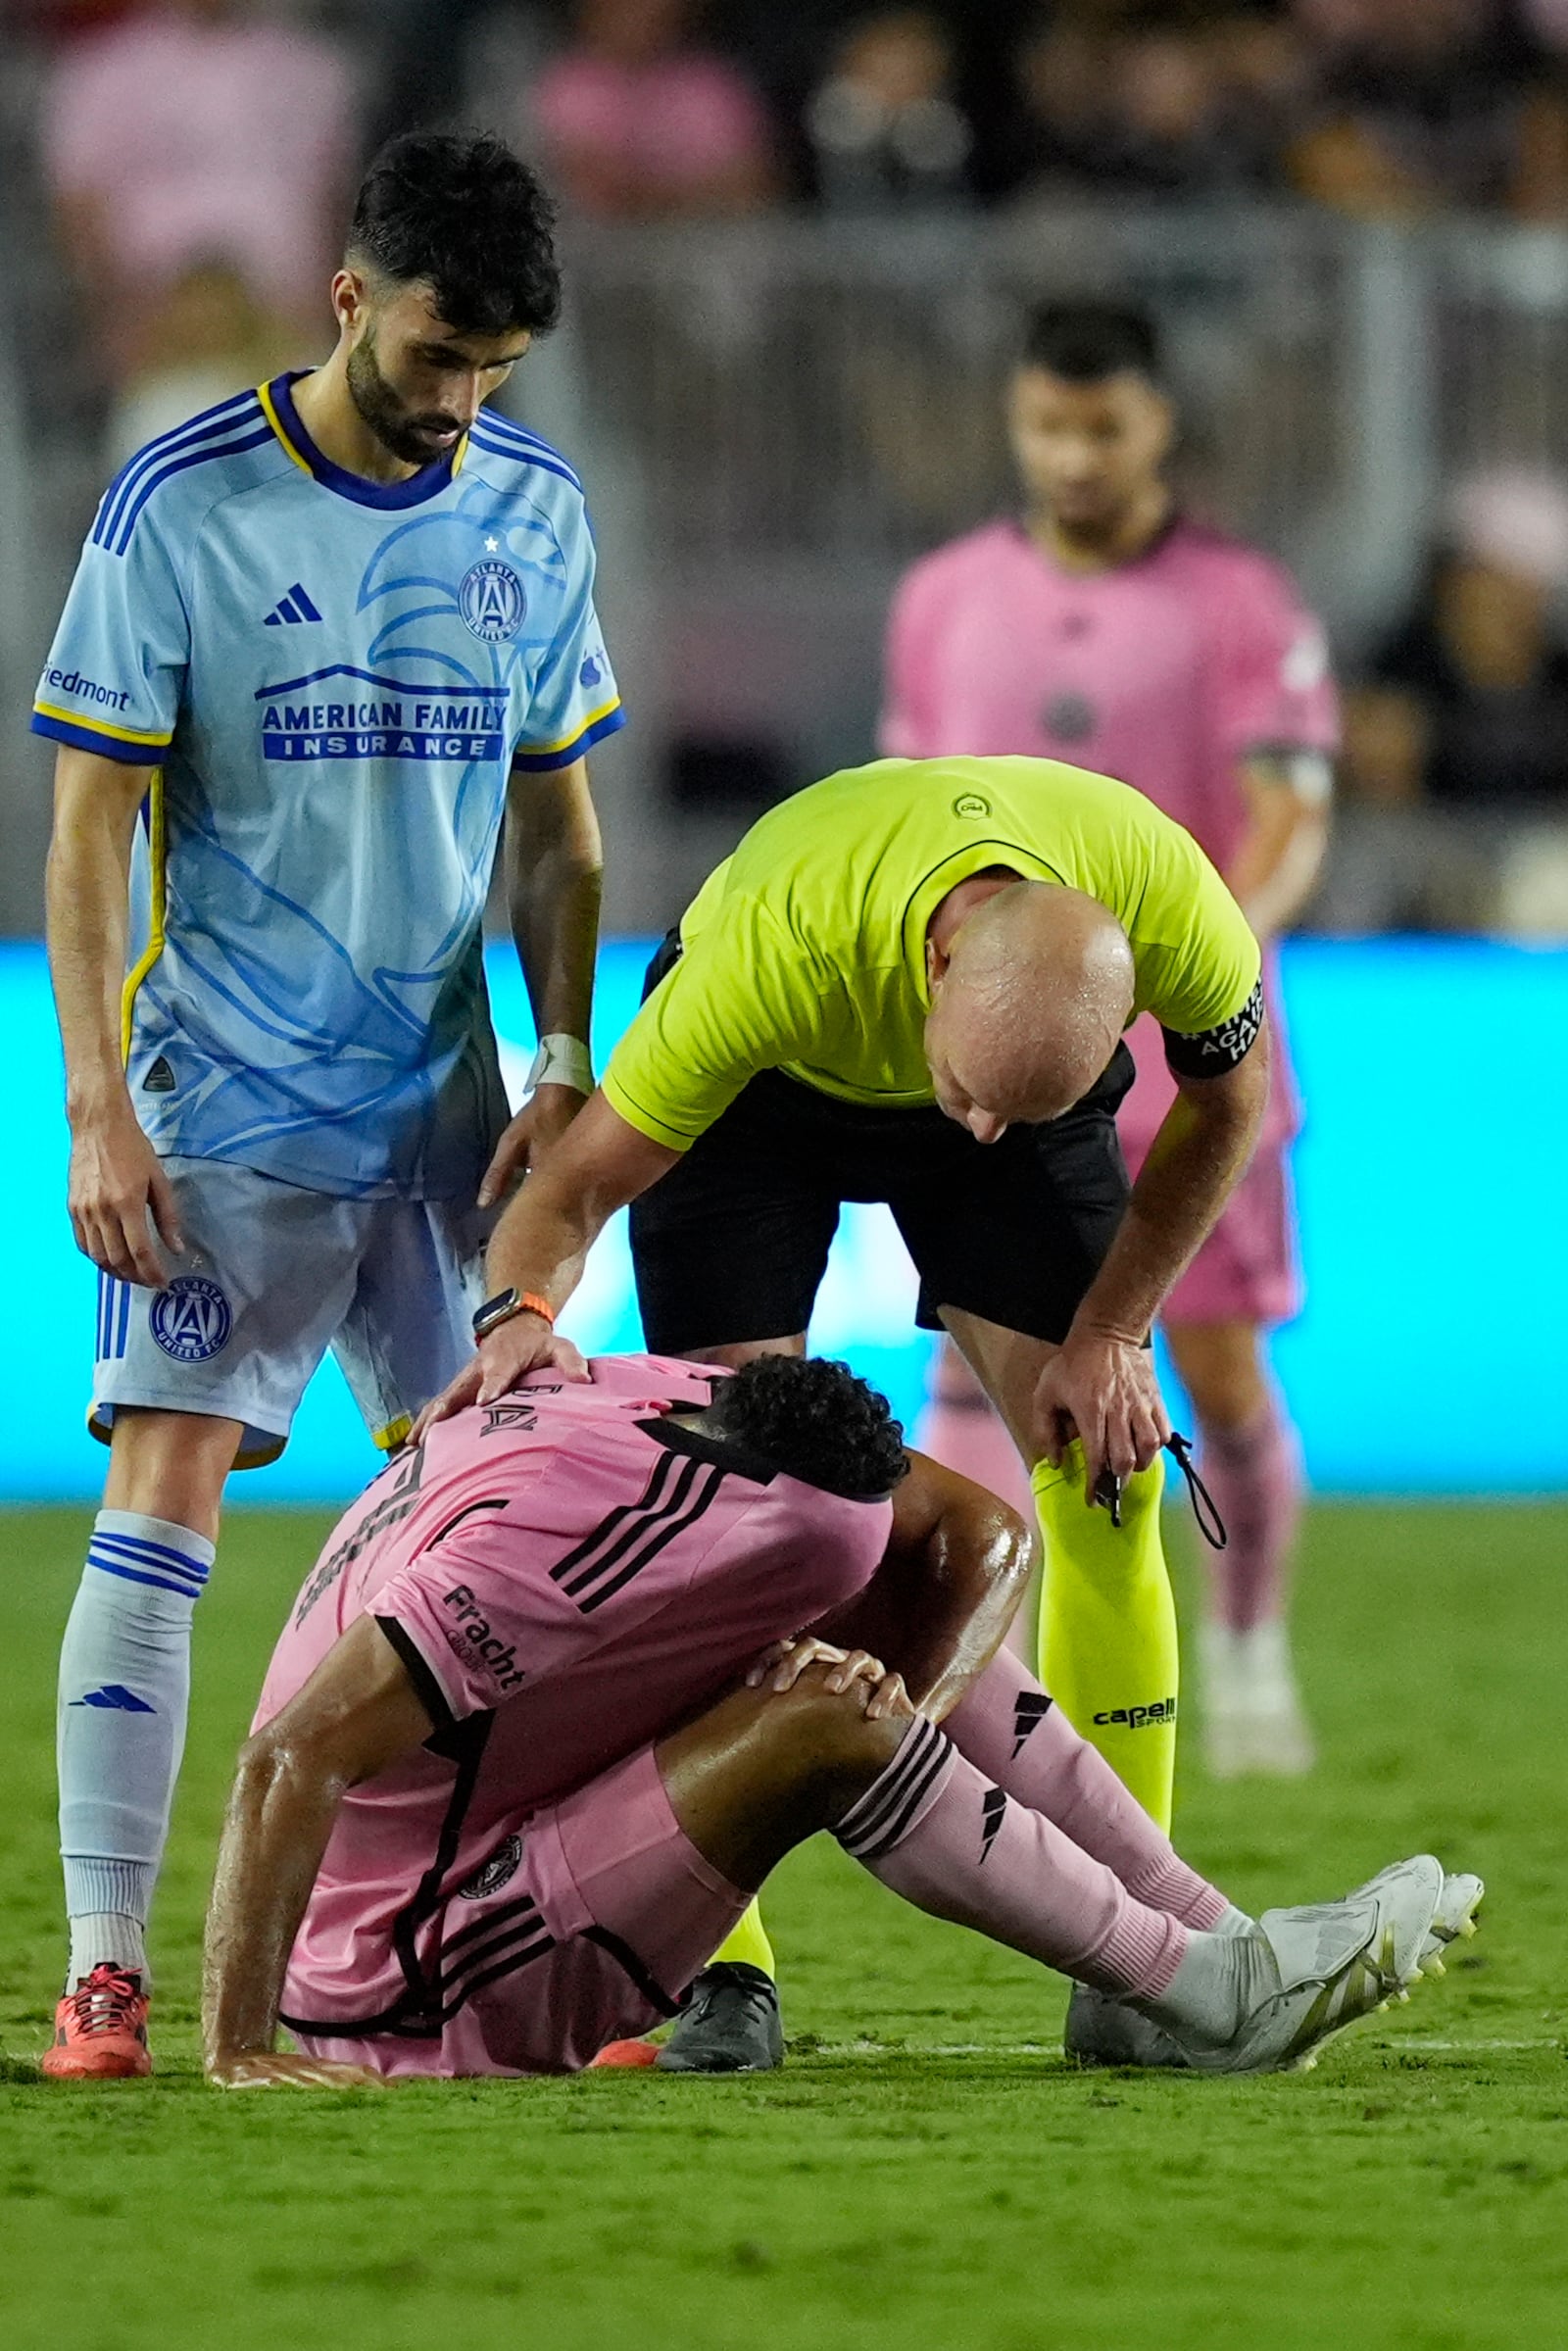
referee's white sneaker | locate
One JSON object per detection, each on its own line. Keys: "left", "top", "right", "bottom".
{"left": 1200, "top": 1618, "right": 1315, "bottom": 1779}
{"left": 1137, "top": 1853, "right": 1451, "bottom": 2075}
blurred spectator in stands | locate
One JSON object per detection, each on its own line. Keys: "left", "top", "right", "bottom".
{"left": 43, "top": 0, "right": 355, "bottom": 375}
{"left": 1286, "top": 0, "right": 1568, "bottom": 221}
{"left": 1318, "top": 467, "right": 1568, "bottom": 932}
{"left": 1102, "top": 19, "right": 1273, "bottom": 194}
{"left": 106, "top": 258, "right": 294, "bottom": 470}
{"left": 1005, "top": 7, "right": 1301, "bottom": 202}
{"left": 1004, "top": 13, "right": 1121, "bottom": 196}
{"left": 526, "top": 0, "right": 778, "bottom": 220}
{"left": 803, "top": 8, "right": 976, "bottom": 212}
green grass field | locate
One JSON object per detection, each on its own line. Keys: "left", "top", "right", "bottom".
{"left": 2, "top": 1501, "right": 1565, "bottom": 2351}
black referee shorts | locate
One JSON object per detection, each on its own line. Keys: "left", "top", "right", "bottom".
{"left": 628, "top": 938, "right": 1135, "bottom": 1356}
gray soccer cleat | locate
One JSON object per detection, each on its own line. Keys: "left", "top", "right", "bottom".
{"left": 1145, "top": 1853, "right": 1447, "bottom": 2075}
{"left": 1064, "top": 1983, "right": 1187, "bottom": 2070}
{"left": 653, "top": 1962, "right": 784, "bottom": 2074}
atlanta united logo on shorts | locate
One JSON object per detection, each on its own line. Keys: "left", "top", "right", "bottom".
{"left": 149, "top": 1275, "right": 232, "bottom": 1364}
{"left": 459, "top": 559, "right": 526, "bottom": 642}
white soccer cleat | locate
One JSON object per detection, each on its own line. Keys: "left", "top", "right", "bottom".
{"left": 1200, "top": 1618, "right": 1316, "bottom": 1779}
{"left": 1141, "top": 1853, "right": 1448, "bottom": 2076}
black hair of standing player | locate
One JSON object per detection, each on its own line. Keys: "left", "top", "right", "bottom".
{"left": 704, "top": 1356, "right": 911, "bottom": 1500}
{"left": 1019, "top": 298, "right": 1164, "bottom": 387}
{"left": 347, "top": 131, "right": 563, "bottom": 338}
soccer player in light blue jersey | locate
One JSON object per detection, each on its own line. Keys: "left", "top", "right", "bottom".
{"left": 35, "top": 131, "right": 624, "bottom": 2076}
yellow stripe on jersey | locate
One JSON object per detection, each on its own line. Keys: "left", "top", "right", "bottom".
{"left": 515, "top": 697, "right": 623, "bottom": 759}
{"left": 601, "top": 755, "right": 1262, "bottom": 1151}
{"left": 32, "top": 700, "right": 172, "bottom": 751}
{"left": 257, "top": 378, "right": 312, "bottom": 476}
{"left": 121, "top": 772, "right": 167, "bottom": 1064}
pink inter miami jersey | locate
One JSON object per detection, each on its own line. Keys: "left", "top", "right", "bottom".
{"left": 254, "top": 1354, "right": 893, "bottom": 2033}
{"left": 880, "top": 515, "right": 1339, "bottom": 1151}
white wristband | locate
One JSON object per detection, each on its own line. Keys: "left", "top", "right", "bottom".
{"left": 525, "top": 1033, "right": 593, "bottom": 1096}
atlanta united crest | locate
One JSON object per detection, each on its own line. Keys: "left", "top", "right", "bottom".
{"left": 149, "top": 1274, "right": 232, "bottom": 1363}
{"left": 459, "top": 558, "right": 526, "bottom": 642}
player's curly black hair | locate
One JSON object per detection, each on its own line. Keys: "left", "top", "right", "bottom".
{"left": 348, "top": 132, "right": 562, "bottom": 337}
{"left": 705, "top": 1356, "right": 910, "bottom": 1500}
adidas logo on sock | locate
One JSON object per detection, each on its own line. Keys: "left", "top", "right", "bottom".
{"left": 979, "top": 1786, "right": 1006, "bottom": 1864}
{"left": 1011, "top": 1691, "right": 1054, "bottom": 1757}
{"left": 263, "top": 582, "right": 323, "bottom": 626}
{"left": 71, "top": 1684, "right": 156, "bottom": 1713}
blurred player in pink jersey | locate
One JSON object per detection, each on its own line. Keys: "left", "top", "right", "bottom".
{"left": 881, "top": 301, "right": 1338, "bottom": 1778}
{"left": 197, "top": 1351, "right": 1470, "bottom": 2086}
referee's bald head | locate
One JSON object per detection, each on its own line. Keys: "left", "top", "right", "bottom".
{"left": 924, "top": 883, "right": 1134, "bottom": 1143}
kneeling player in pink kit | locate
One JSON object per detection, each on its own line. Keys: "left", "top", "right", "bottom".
{"left": 198, "top": 1353, "right": 1473, "bottom": 2085}
{"left": 883, "top": 300, "right": 1339, "bottom": 1777}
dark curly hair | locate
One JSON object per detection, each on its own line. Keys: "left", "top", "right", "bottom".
{"left": 347, "top": 132, "right": 562, "bottom": 337}
{"left": 706, "top": 1356, "right": 910, "bottom": 1500}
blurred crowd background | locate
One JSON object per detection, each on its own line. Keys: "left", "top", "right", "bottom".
{"left": 8, "top": 0, "right": 1568, "bottom": 939}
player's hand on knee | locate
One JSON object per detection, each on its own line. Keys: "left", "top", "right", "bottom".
{"left": 477, "top": 1085, "right": 588, "bottom": 1210}
{"left": 68, "top": 1106, "right": 183, "bottom": 1288}
{"left": 207, "top": 2050, "right": 387, "bottom": 2091}
{"left": 861, "top": 1668, "right": 911, "bottom": 1722}
{"left": 747, "top": 1637, "right": 908, "bottom": 1716}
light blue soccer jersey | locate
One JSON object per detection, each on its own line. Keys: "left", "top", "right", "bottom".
{"left": 33, "top": 373, "right": 624, "bottom": 1200}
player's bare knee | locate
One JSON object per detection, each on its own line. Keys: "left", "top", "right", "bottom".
{"left": 757, "top": 1663, "right": 906, "bottom": 1798}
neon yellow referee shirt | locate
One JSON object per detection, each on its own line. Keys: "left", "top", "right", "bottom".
{"left": 602, "top": 757, "right": 1261, "bottom": 1152}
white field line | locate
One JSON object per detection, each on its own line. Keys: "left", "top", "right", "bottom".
{"left": 799, "top": 2035, "right": 1558, "bottom": 2058}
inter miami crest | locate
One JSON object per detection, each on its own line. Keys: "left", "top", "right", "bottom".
{"left": 456, "top": 1833, "right": 523, "bottom": 1901}
{"left": 459, "top": 558, "right": 526, "bottom": 643}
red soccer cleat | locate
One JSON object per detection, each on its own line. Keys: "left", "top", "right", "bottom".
{"left": 40, "top": 1965, "right": 152, "bottom": 2080}
{"left": 588, "top": 2037, "right": 660, "bottom": 2069}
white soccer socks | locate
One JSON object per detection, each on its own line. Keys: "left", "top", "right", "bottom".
{"left": 57, "top": 1510, "right": 215, "bottom": 1986}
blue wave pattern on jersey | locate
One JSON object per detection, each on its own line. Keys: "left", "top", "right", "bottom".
{"left": 32, "top": 379, "right": 623, "bottom": 1200}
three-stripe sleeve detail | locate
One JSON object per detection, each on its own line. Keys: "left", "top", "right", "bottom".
{"left": 548, "top": 1449, "right": 727, "bottom": 1613}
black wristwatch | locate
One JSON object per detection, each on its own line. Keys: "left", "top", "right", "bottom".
{"left": 472, "top": 1286, "right": 539, "bottom": 1344}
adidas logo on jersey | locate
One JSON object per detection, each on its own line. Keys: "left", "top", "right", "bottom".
{"left": 263, "top": 582, "right": 323, "bottom": 625}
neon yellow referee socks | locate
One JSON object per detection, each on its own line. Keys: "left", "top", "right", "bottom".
{"left": 1032, "top": 1448, "right": 1178, "bottom": 1833}
{"left": 710, "top": 1897, "right": 776, "bottom": 1979}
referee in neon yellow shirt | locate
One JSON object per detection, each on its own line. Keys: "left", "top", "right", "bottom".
{"left": 419, "top": 753, "right": 1269, "bottom": 2069}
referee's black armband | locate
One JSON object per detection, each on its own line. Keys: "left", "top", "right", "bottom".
{"left": 1160, "top": 980, "right": 1265, "bottom": 1081}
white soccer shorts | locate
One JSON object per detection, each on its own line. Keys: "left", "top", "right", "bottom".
{"left": 90, "top": 1156, "right": 489, "bottom": 1468}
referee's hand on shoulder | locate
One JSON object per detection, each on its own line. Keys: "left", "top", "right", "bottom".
{"left": 411, "top": 1316, "right": 589, "bottom": 1443}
